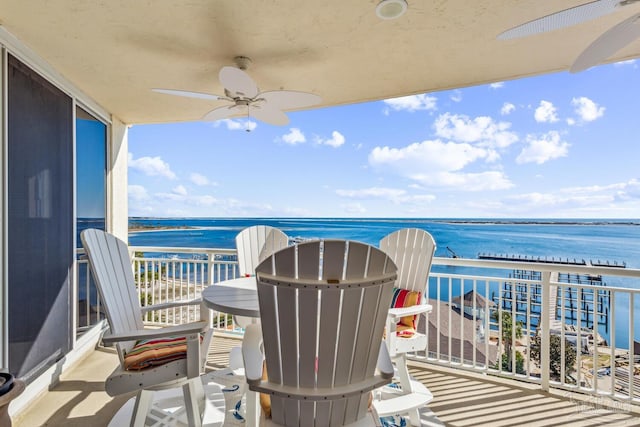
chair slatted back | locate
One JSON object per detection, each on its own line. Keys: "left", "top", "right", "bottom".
{"left": 81, "top": 229, "right": 143, "bottom": 357}
{"left": 255, "top": 240, "right": 397, "bottom": 426}
{"left": 235, "top": 225, "right": 289, "bottom": 277}
{"left": 379, "top": 228, "right": 436, "bottom": 293}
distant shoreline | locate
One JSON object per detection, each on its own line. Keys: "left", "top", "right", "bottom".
{"left": 431, "top": 220, "right": 640, "bottom": 226}
{"left": 129, "top": 224, "right": 197, "bottom": 232}
{"left": 126, "top": 218, "right": 640, "bottom": 227}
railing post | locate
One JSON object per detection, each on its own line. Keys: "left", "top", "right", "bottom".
{"left": 540, "top": 271, "right": 551, "bottom": 392}
{"left": 207, "top": 251, "right": 215, "bottom": 284}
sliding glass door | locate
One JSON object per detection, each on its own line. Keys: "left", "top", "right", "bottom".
{"left": 7, "top": 54, "right": 73, "bottom": 381}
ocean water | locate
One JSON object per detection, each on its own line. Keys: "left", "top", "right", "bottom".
{"left": 128, "top": 217, "right": 640, "bottom": 267}
{"left": 126, "top": 218, "right": 640, "bottom": 348}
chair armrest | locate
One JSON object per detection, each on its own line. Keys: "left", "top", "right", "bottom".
{"left": 140, "top": 297, "right": 202, "bottom": 314}
{"left": 251, "top": 376, "right": 389, "bottom": 401}
{"left": 388, "top": 303, "right": 433, "bottom": 320}
{"left": 102, "top": 320, "right": 208, "bottom": 345}
{"left": 377, "top": 342, "right": 394, "bottom": 379}
{"left": 242, "top": 323, "right": 264, "bottom": 385}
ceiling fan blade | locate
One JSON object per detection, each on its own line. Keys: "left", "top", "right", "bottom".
{"left": 249, "top": 103, "right": 289, "bottom": 126}
{"left": 571, "top": 13, "right": 640, "bottom": 72}
{"left": 259, "top": 91, "right": 322, "bottom": 110}
{"left": 202, "top": 105, "right": 240, "bottom": 122}
{"left": 219, "top": 66, "right": 259, "bottom": 98}
{"left": 152, "top": 88, "right": 222, "bottom": 100}
{"left": 498, "top": 0, "right": 621, "bottom": 40}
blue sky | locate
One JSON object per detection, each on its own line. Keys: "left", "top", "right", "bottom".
{"left": 128, "top": 60, "right": 640, "bottom": 218}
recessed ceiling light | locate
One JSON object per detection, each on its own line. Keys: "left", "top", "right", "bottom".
{"left": 376, "top": 0, "right": 408, "bottom": 20}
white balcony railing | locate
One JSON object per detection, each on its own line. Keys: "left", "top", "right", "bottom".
{"left": 76, "top": 246, "right": 640, "bottom": 407}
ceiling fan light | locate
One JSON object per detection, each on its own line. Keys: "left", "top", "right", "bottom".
{"left": 376, "top": 0, "right": 407, "bottom": 20}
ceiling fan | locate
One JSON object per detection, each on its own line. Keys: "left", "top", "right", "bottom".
{"left": 498, "top": 0, "right": 640, "bottom": 73}
{"left": 152, "top": 56, "right": 321, "bottom": 126}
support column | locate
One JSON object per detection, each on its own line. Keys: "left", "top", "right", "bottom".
{"left": 109, "top": 117, "right": 129, "bottom": 241}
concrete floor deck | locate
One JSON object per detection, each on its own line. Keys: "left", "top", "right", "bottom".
{"left": 12, "top": 334, "right": 640, "bottom": 427}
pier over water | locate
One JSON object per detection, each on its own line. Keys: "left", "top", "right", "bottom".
{"left": 477, "top": 253, "right": 626, "bottom": 268}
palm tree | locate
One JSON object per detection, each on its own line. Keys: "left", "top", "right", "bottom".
{"left": 492, "top": 310, "right": 524, "bottom": 373}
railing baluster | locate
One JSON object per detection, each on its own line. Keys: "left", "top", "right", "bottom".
{"left": 448, "top": 277, "right": 452, "bottom": 364}
{"left": 576, "top": 286, "right": 582, "bottom": 391}
{"left": 593, "top": 285, "right": 598, "bottom": 396}
{"left": 541, "top": 271, "right": 551, "bottom": 392}
{"left": 629, "top": 294, "right": 635, "bottom": 401}
{"left": 436, "top": 276, "right": 441, "bottom": 361}
{"left": 560, "top": 282, "right": 566, "bottom": 387}
{"left": 610, "top": 290, "right": 616, "bottom": 398}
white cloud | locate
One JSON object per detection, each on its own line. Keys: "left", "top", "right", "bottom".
{"left": 281, "top": 128, "right": 306, "bottom": 145}
{"left": 216, "top": 119, "right": 258, "bottom": 132}
{"left": 370, "top": 140, "right": 485, "bottom": 172}
{"left": 190, "top": 173, "right": 214, "bottom": 186}
{"left": 501, "top": 102, "right": 515, "bottom": 115}
{"left": 193, "top": 195, "right": 217, "bottom": 206}
{"left": 369, "top": 139, "right": 513, "bottom": 190}
{"left": 128, "top": 185, "right": 149, "bottom": 201}
{"left": 128, "top": 153, "right": 177, "bottom": 179}
{"left": 450, "top": 90, "right": 462, "bottom": 103}
{"left": 516, "top": 131, "right": 570, "bottom": 164}
{"left": 342, "top": 203, "right": 367, "bottom": 214}
{"left": 534, "top": 100, "right": 559, "bottom": 123}
{"left": 571, "top": 97, "right": 605, "bottom": 122}
{"left": 383, "top": 94, "right": 437, "bottom": 112}
{"left": 173, "top": 185, "right": 188, "bottom": 196}
{"left": 489, "top": 82, "right": 504, "bottom": 89}
{"left": 411, "top": 170, "right": 513, "bottom": 191}
{"left": 336, "top": 187, "right": 437, "bottom": 204}
{"left": 433, "top": 113, "right": 518, "bottom": 149}
{"left": 155, "top": 191, "right": 185, "bottom": 202}
{"left": 317, "top": 131, "right": 345, "bottom": 148}
{"left": 336, "top": 187, "right": 407, "bottom": 200}
{"left": 502, "top": 179, "right": 640, "bottom": 217}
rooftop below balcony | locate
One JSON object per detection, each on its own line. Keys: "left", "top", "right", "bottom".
{"left": 12, "top": 334, "right": 640, "bottom": 427}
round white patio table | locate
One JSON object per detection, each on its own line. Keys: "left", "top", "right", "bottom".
{"left": 201, "top": 276, "right": 259, "bottom": 318}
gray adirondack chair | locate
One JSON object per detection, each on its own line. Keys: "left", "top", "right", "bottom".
{"left": 376, "top": 228, "right": 436, "bottom": 425}
{"left": 242, "top": 239, "right": 397, "bottom": 426}
{"left": 81, "top": 229, "right": 213, "bottom": 427}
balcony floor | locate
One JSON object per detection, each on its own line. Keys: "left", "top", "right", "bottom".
{"left": 13, "top": 334, "right": 640, "bottom": 427}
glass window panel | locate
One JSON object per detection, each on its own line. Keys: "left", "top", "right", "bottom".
{"left": 76, "top": 107, "right": 107, "bottom": 329}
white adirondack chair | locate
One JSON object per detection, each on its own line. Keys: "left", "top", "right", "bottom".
{"left": 235, "top": 225, "right": 289, "bottom": 277}
{"left": 233, "top": 225, "right": 289, "bottom": 325}
{"left": 81, "top": 229, "right": 213, "bottom": 427}
{"left": 376, "top": 228, "right": 436, "bottom": 425}
{"left": 242, "top": 240, "right": 398, "bottom": 426}
{"left": 229, "top": 226, "right": 290, "bottom": 369}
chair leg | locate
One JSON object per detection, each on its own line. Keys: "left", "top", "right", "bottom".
{"left": 395, "top": 354, "right": 423, "bottom": 426}
{"left": 245, "top": 389, "right": 260, "bottom": 427}
{"left": 408, "top": 408, "right": 421, "bottom": 426}
{"left": 130, "top": 389, "right": 153, "bottom": 427}
{"left": 394, "top": 354, "right": 415, "bottom": 393}
{"left": 183, "top": 378, "right": 205, "bottom": 427}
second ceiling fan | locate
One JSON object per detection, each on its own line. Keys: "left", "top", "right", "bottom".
{"left": 153, "top": 56, "right": 321, "bottom": 125}
{"left": 498, "top": 0, "right": 640, "bottom": 73}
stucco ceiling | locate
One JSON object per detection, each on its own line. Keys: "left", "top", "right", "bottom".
{"left": 1, "top": 0, "right": 639, "bottom": 124}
